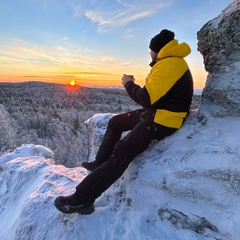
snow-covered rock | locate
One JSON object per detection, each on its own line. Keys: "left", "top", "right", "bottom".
{"left": 0, "top": 144, "right": 54, "bottom": 167}
{"left": 0, "top": 113, "right": 240, "bottom": 240}
{"left": 84, "top": 113, "right": 129, "bottom": 161}
{"left": 0, "top": 145, "right": 88, "bottom": 240}
{"left": 84, "top": 113, "right": 115, "bottom": 161}
{"left": 197, "top": 0, "right": 240, "bottom": 116}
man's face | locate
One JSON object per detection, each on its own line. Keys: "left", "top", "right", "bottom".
{"left": 149, "top": 50, "right": 158, "bottom": 61}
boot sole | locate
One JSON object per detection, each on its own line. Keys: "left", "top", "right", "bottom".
{"left": 54, "top": 196, "right": 94, "bottom": 215}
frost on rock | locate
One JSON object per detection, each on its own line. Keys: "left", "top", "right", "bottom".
{"left": 84, "top": 113, "right": 115, "bottom": 161}
{"left": 84, "top": 113, "right": 128, "bottom": 162}
{"left": 0, "top": 113, "right": 240, "bottom": 240}
{"left": 197, "top": 0, "right": 240, "bottom": 116}
{"left": 0, "top": 145, "right": 87, "bottom": 240}
{"left": 0, "top": 144, "right": 54, "bottom": 167}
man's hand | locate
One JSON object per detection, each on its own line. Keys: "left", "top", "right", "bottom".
{"left": 121, "top": 74, "right": 135, "bottom": 86}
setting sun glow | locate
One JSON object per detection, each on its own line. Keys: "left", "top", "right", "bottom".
{"left": 69, "top": 80, "right": 76, "bottom": 86}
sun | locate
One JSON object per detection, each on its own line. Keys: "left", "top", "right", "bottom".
{"left": 69, "top": 80, "right": 76, "bottom": 87}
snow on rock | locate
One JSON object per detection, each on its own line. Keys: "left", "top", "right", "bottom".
{"left": 0, "top": 144, "right": 54, "bottom": 167}
{"left": 1, "top": 113, "right": 240, "bottom": 240}
{"left": 84, "top": 113, "right": 128, "bottom": 162}
{"left": 197, "top": 0, "right": 240, "bottom": 116}
{"left": 84, "top": 113, "right": 115, "bottom": 161}
{"left": 0, "top": 145, "right": 88, "bottom": 240}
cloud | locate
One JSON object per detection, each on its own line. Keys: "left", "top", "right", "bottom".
{"left": 85, "top": 10, "right": 111, "bottom": 26}
{"left": 0, "top": 30, "right": 153, "bottom": 86}
{"left": 71, "top": 0, "right": 172, "bottom": 31}
{"left": 58, "top": 37, "right": 70, "bottom": 42}
{"left": 84, "top": 9, "right": 154, "bottom": 31}
{"left": 63, "top": 71, "right": 118, "bottom": 76}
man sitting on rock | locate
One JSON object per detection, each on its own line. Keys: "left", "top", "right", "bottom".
{"left": 55, "top": 29, "right": 194, "bottom": 214}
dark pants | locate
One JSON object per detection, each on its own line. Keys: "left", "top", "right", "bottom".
{"left": 75, "top": 109, "right": 177, "bottom": 204}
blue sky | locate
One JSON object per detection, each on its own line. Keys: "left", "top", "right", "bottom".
{"left": 0, "top": 0, "right": 233, "bottom": 88}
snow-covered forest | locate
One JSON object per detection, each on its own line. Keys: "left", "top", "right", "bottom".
{"left": 0, "top": 81, "right": 200, "bottom": 167}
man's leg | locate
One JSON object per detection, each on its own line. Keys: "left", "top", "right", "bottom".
{"left": 82, "top": 109, "right": 143, "bottom": 170}
{"left": 55, "top": 117, "right": 177, "bottom": 214}
{"left": 75, "top": 118, "right": 177, "bottom": 205}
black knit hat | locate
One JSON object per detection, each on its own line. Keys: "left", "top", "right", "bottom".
{"left": 149, "top": 29, "right": 175, "bottom": 53}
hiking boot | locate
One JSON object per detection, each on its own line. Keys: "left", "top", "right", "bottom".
{"left": 54, "top": 194, "right": 94, "bottom": 214}
{"left": 81, "top": 160, "right": 99, "bottom": 172}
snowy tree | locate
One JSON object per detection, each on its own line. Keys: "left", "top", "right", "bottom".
{"left": 0, "top": 105, "right": 16, "bottom": 151}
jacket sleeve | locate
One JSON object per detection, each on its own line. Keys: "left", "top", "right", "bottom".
{"left": 124, "top": 81, "right": 151, "bottom": 108}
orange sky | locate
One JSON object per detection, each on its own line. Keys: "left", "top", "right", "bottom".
{"left": 0, "top": 40, "right": 207, "bottom": 89}
{"left": 1, "top": 0, "right": 227, "bottom": 90}
{"left": 0, "top": 69, "right": 207, "bottom": 89}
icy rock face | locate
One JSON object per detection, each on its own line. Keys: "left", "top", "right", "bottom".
{"left": 81, "top": 113, "right": 240, "bottom": 240}
{"left": 84, "top": 113, "right": 128, "bottom": 161}
{"left": 197, "top": 0, "right": 240, "bottom": 116}
{"left": 1, "top": 115, "right": 240, "bottom": 240}
{"left": 84, "top": 113, "right": 115, "bottom": 161}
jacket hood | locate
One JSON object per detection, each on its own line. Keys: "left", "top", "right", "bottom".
{"left": 158, "top": 39, "right": 191, "bottom": 59}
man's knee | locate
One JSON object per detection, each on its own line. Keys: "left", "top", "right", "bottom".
{"left": 109, "top": 114, "right": 122, "bottom": 124}
{"left": 106, "top": 153, "right": 130, "bottom": 179}
{"left": 108, "top": 114, "right": 122, "bottom": 132}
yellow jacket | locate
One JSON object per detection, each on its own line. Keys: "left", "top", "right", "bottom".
{"left": 125, "top": 40, "right": 193, "bottom": 129}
